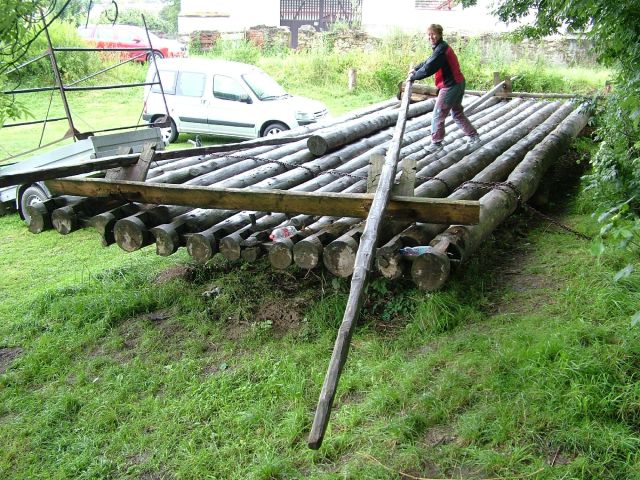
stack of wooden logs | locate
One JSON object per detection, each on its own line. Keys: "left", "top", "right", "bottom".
{"left": 24, "top": 95, "right": 589, "bottom": 291}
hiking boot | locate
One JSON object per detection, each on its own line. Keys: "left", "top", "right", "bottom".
{"left": 423, "top": 142, "right": 443, "bottom": 154}
{"left": 466, "top": 134, "right": 481, "bottom": 148}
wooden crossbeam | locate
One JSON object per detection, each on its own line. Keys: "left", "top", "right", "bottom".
{"left": 0, "top": 154, "right": 139, "bottom": 188}
{"left": 45, "top": 178, "right": 480, "bottom": 225}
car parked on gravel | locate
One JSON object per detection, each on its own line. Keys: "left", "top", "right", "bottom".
{"left": 77, "top": 24, "right": 187, "bottom": 62}
{"left": 142, "top": 58, "right": 330, "bottom": 143}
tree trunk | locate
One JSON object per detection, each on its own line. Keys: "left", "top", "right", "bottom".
{"left": 51, "top": 197, "right": 125, "bottom": 235}
{"left": 114, "top": 205, "right": 192, "bottom": 252}
{"left": 307, "top": 99, "right": 435, "bottom": 157}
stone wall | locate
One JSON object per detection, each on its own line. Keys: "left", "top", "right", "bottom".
{"left": 447, "top": 33, "right": 597, "bottom": 67}
{"left": 245, "top": 25, "right": 291, "bottom": 51}
{"left": 297, "top": 25, "right": 323, "bottom": 51}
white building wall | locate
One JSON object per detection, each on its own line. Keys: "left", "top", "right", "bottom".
{"left": 361, "top": 0, "right": 514, "bottom": 37}
{"left": 179, "top": 0, "right": 280, "bottom": 35}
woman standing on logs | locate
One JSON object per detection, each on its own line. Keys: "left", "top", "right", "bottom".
{"left": 409, "top": 24, "right": 480, "bottom": 153}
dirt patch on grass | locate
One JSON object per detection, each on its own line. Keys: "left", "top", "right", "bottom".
{"left": 484, "top": 243, "right": 558, "bottom": 315}
{"left": 203, "top": 361, "right": 234, "bottom": 376}
{"left": 142, "top": 308, "right": 187, "bottom": 343}
{"left": 254, "top": 297, "right": 305, "bottom": 333}
{"left": 88, "top": 310, "right": 172, "bottom": 363}
{"left": 399, "top": 463, "right": 441, "bottom": 479}
{"left": 546, "top": 448, "right": 576, "bottom": 466}
{"left": 0, "top": 347, "right": 22, "bottom": 373}
{"left": 423, "top": 425, "right": 458, "bottom": 447}
{"left": 333, "top": 390, "right": 365, "bottom": 412}
{"left": 222, "top": 295, "right": 307, "bottom": 339}
{"left": 139, "top": 471, "right": 174, "bottom": 480}
{"left": 143, "top": 308, "right": 175, "bottom": 323}
{"left": 154, "top": 265, "right": 196, "bottom": 285}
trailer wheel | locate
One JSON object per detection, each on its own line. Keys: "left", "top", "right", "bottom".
{"left": 20, "top": 185, "right": 49, "bottom": 224}
{"left": 153, "top": 116, "right": 178, "bottom": 144}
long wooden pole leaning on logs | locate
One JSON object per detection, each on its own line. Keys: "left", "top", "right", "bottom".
{"left": 282, "top": 99, "right": 505, "bottom": 271}
{"left": 307, "top": 74, "right": 415, "bottom": 449}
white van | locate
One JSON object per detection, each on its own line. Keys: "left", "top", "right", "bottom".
{"left": 143, "top": 58, "right": 329, "bottom": 143}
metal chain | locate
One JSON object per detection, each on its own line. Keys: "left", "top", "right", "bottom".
{"left": 415, "top": 175, "right": 453, "bottom": 192}
{"left": 321, "top": 170, "right": 367, "bottom": 181}
{"left": 455, "top": 179, "right": 592, "bottom": 240}
{"left": 521, "top": 203, "right": 593, "bottom": 240}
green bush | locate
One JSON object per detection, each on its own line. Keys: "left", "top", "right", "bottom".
{"left": 197, "top": 39, "right": 261, "bottom": 65}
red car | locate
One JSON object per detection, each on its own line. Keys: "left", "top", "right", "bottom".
{"left": 78, "top": 24, "right": 187, "bottom": 62}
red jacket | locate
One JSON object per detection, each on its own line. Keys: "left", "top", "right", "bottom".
{"left": 410, "top": 40, "right": 465, "bottom": 89}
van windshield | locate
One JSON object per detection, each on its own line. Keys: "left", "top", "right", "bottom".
{"left": 242, "top": 71, "right": 288, "bottom": 100}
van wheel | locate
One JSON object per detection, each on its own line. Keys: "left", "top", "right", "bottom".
{"left": 262, "top": 122, "right": 288, "bottom": 137}
{"left": 20, "top": 185, "right": 49, "bottom": 224}
{"left": 153, "top": 116, "right": 178, "bottom": 144}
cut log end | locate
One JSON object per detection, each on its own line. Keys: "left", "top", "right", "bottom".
{"left": 114, "top": 217, "right": 149, "bottom": 252}
{"left": 241, "top": 245, "right": 263, "bottom": 262}
{"left": 323, "top": 237, "right": 359, "bottom": 278}
{"left": 219, "top": 234, "right": 242, "bottom": 261}
{"left": 307, "top": 136, "right": 329, "bottom": 157}
{"left": 150, "top": 224, "right": 181, "bottom": 257}
{"left": 187, "top": 232, "right": 218, "bottom": 264}
{"left": 308, "top": 439, "right": 322, "bottom": 450}
{"left": 268, "top": 239, "right": 294, "bottom": 269}
{"left": 410, "top": 250, "right": 451, "bottom": 291}
{"left": 51, "top": 206, "right": 79, "bottom": 235}
{"left": 26, "top": 203, "right": 52, "bottom": 234}
{"left": 375, "top": 251, "right": 405, "bottom": 280}
{"left": 90, "top": 212, "right": 117, "bottom": 246}
{"left": 293, "top": 237, "right": 323, "bottom": 270}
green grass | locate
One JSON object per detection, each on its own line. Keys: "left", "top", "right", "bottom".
{"left": 0, "top": 37, "right": 632, "bottom": 479}
{"left": 1, "top": 169, "right": 640, "bottom": 478}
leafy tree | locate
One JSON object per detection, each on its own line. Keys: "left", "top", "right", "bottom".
{"left": 58, "top": 0, "right": 89, "bottom": 26}
{"left": 460, "top": 0, "right": 640, "bottom": 308}
{"left": 160, "top": 0, "right": 180, "bottom": 35}
{"left": 98, "top": 8, "right": 173, "bottom": 35}
{"left": 95, "top": 1, "right": 180, "bottom": 35}
{"left": 0, "top": 0, "right": 92, "bottom": 125}
{"left": 1, "top": 0, "right": 68, "bottom": 125}
{"left": 466, "top": 1, "right": 640, "bottom": 185}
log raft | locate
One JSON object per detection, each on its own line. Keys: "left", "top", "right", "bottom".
{"left": 14, "top": 87, "right": 590, "bottom": 449}
{"left": 37, "top": 95, "right": 586, "bottom": 292}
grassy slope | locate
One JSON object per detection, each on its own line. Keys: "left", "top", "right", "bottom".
{"left": 1, "top": 158, "right": 639, "bottom": 479}
{"left": 2, "top": 45, "right": 637, "bottom": 479}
